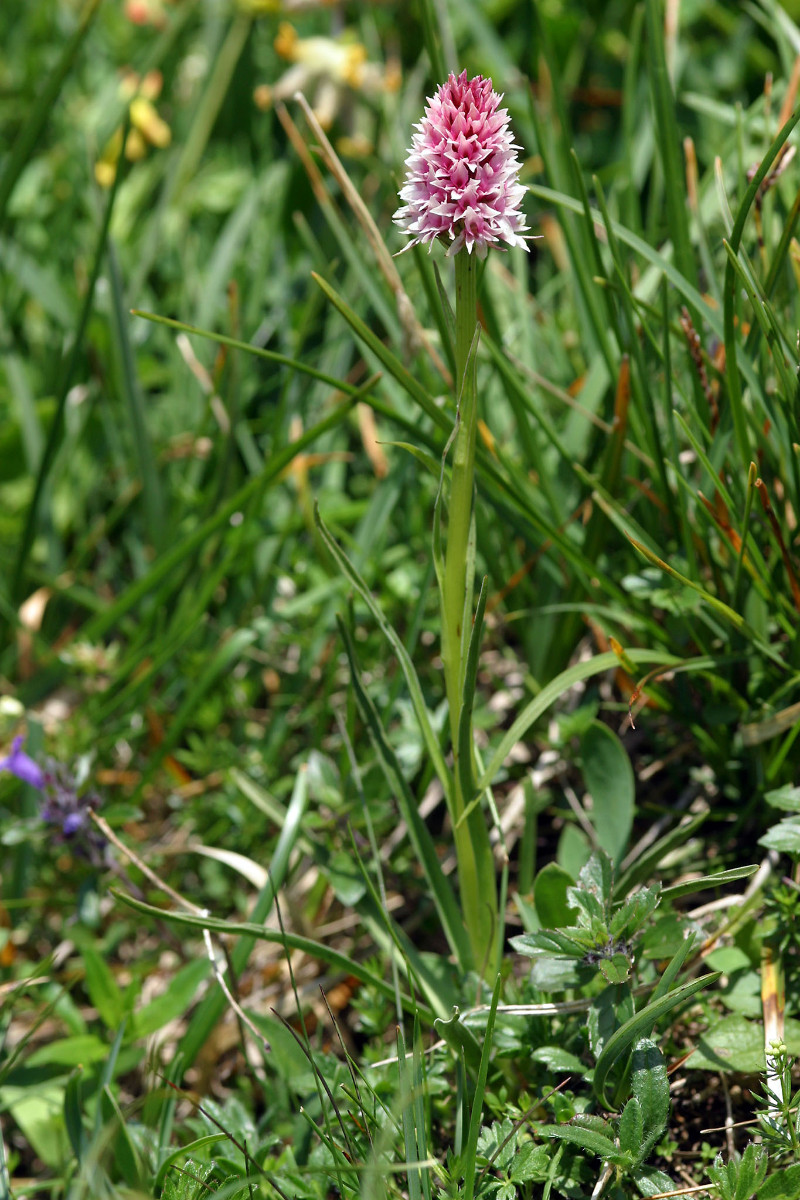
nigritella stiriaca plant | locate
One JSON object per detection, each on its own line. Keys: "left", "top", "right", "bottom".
{"left": 394, "top": 71, "right": 530, "bottom": 975}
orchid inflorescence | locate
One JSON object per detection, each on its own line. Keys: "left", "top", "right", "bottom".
{"left": 393, "top": 69, "right": 529, "bottom": 258}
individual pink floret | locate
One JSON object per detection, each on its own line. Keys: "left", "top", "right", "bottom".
{"left": 393, "top": 70, "right": 529, "bottom": 258}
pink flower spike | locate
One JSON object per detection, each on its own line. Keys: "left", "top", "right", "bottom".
{"left": 393, "top": 70, "right": 529, "bottom": 259}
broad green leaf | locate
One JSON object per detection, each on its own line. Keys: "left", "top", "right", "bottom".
{"left": 731, "top": 1143, "right": 768, "bottom": 1200}
{"left": 530, "top": 1047, "right": 586, "bottom": 1075}
{"left": 760, "top": 816, "right": 800, "bottom": 854}
{"left": 530, "top": 958, "right": 592, "bottom": 992}
{"left": 63, "top": 1069, "right": 85, "bottom": 1164}
{"left": 131, "top": 958, "right": 210, "bottom": 1040}
{"left": 587, "top": 985, "right": 635, "bottom": 1060}
{"left": 598, "top": 954, "right": 632, "bottom": 984}
{"left": 509, "top": 1142, "right": 549, "bottom": 1183}
{"left": 26, "top": 1035, "right": 109, "bottom": 1069}
{"left": 609, "top": 886, "right": 660, "bottom": 940}
{"left": 533, "top": 863, "right": 576, "bottom": 929}
{"left": 633, "top": 1166, "right": 679, "bottom": 1197}
{"left": 765, "top": 785, "right": 800, "bottom": 812}
{"left": 1, "top": 1084, "right": 69, "bottom": 1169}
{"left": 705, "top": 947, "right": 752, "bottom": 973}
{"left": 760, "top": 1164, "right": 800, "bottom": 1199}
{"left": 687, "top": 1013, "right": 764, "bottom": 1073}
{"left": 618, "top": 1096, "right": 643, "bottom": 1160}
{"left": 534, "top": 1123, "right": 617, "bottom": 1159}
{"left": 580, "top": 722, "right": 635, "bottom": 863}
{"left": 80, "top": 943, "right": 125, "bottom": 1030}
{"left": 631, "top": 1038, "right": 669, "bottom": 1157}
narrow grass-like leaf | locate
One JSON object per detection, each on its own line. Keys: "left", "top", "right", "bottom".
{"left": 478, "top": 649, "right": 700, "bottom": 792}
{"left": 457, "top": 576, "right": 487, "bottom": 809}
{"left": 92, "top": 1020, "right": 128, "bottom": 1141}
{"left": 337, "top": 618, "right": 471, "bottom": 971}
{"left": 593, "top": 973, "right": 721, "bottom": 1109}
{"left": 644, "top": 0, "right": 697, "bottom": 291}
{"left": 396, "top": 1026, "right": 422, "bottom": 1200}
{"left": 525, "top": 182, "right": 761, "bottom": 403}
{"left": 345, "top": 828, "right": 451, "bottom": 1019}
{"left": 614, "top": 812, "right": 707, "bottom": 897}
{"left": 646, "top": 934, "right": 696, "bottom": 1014}
{"left": 626, "top": 533, "right": 787, "bottom": 667}
{"left": 133, "top": 308, "right": 382, "bottom": 396}
{"left": 661, "top": 865, "right": 758, "bottom": 902}
{"left": 133, "top": 627, "right": 256, "bottom": 799}
{"left": 413, "top": 1019, "right": 433, "bottom": 1200}
{"left": 723, "top": 103, "right": 800, "bottom": 468}
{"left": 312, "top": 272, "right": 449, "bottom": 431}
{"left": 11, "top": 121, "right": 128, "bottom": 609}
{"left": 178, "top": 762, "right": 309, "bottom": 1066}
{"left": 318, "top": 506, "right": 450, "bottom": 792}
{"left": 19, "top": 400, "right": 353, "bottom": 708}
{"left": 107, "top": 240, "right": 165, "bottom": 551}
{"left": 112, "top": 889, "right": 431, "bottom": 1021}
{"left": 463, "top": 973, "right": 501, "bottom": 1200}
{"left": 722, "top": 237, "right": 798, "bottom": 407}
{"left": 167, "top": 13, "right": 252, "bottom": 205}
{"left": 0, "top": 0, "right": 102, "bottom": 230}
{"left": 63, "top": 1070, "right": 86, "bottom": 1165}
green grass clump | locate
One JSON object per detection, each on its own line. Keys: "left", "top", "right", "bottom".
{"left": 3, "top": 1, "right": 800, "bottom": 1197}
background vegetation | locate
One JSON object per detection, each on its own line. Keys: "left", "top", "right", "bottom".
{"left": 4, "top": 0, "right": 800, "bottom": 1196}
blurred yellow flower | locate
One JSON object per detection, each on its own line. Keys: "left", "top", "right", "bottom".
{"left": 94, "top": 70, "right": 172, "bottom": 187}
{"left": 254, "top": 21, "right": 399, "bottom": 132}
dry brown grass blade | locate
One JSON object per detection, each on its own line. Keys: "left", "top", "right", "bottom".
{"left": 288, "top": 91, "right": 452, "bottom": 385}
{"left": 762, "top": 943, "right": 785, "bottom": 1114}
{"left": 755, "top": 476, "right": 800, "bottom": 611}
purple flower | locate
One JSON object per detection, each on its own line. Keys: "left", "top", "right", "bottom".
{"left": 0, "top": 736, "right": 45, "bottom": 790}
{"left": 393, "top": 70, "right": 529, "bottom": 258}
{"left": 40, "top": 758, "right": 100, "bottom": 836}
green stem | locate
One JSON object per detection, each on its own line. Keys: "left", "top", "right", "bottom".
{"left": 442, "top": 253, "right": 478, "bottom": 740}
{"left": 440, "top": 252, "right": 498, "bottom": 973}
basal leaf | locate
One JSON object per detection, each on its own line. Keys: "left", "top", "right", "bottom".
{"left": 580, "top": 722, "right": 635, "bottom": 863}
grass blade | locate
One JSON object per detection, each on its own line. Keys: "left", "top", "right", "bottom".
{"left": 337, "top": 617, "right": 472, "bottom": 971}
{"left": 463, "top": 973, "right": 502, "bottom": 1200}
{"left": 0, "top": 0, "right": 102, "bottom": 231}
{"left": 317, "top": 504, "right": 451, "bottom": 794}
{"left": 593, "top": 973, "right": 721, "bottom": 1109}
{"left": 177, "top": 762, "right": 309, "bottom": 1066}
